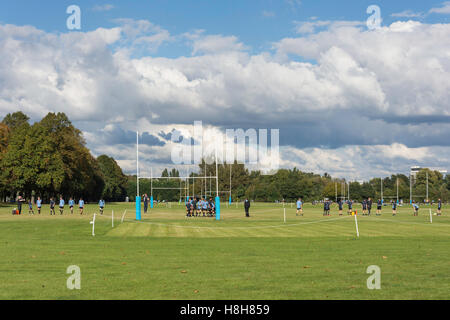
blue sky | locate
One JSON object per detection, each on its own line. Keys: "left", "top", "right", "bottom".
{"left": 1, "top": 1, "right": 450, "bottom": 179}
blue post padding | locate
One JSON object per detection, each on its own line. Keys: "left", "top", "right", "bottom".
{"left": 229, "top": 196, "right": 232, "bottom": 204}
{"left": 186, "top": 196, "right": 189, "bottom": 204}
{"left": 215, "top": 196, "right": 221, "bottom": 220}
{"left": 150, "top": 196, "right": 154, "bottom": 208}
{"left": 136, "top": 196, "right": 141, "bottom": 221}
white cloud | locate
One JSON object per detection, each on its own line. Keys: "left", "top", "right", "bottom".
{"left": 391, "top": 10, "right": 424, "bottom": 18}
{"left": 429, "top": 1, "right": 450, "bottom": 14}
{"left": 262, "top": 11, "right": 276, "bottom": 18}
{"left": 92, "top": 4, "right": 115, "bottom": 12}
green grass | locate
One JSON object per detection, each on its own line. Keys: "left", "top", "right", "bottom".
{"left": 0, "top": 201, "right": 449, "bottom": 299}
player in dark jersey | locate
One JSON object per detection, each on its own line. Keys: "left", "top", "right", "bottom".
{"left": 437, "top": 198, "right": 442, "bottom": 216}
{"left": 323, "top": 200, "right": 330, "bottom": 216}
{"left": 50, "top": 198, "right": 56, "bottom": 215}
{"left": 347, "top": 200, "right": 353, "bottom": 215}
{"left": 376, "top": 199, "right": 382, "bottom": 215}
{"left": 338, "top": 199, "right": 343, "bottom": 216}
{"left": 186, "top": 197, "right": 191, "bottom": 217}
{"left": 362, "top": 199, "right": 367, "bottom": 215}
{"left": 367, "top": 198, "right": 373, "bottom": 216}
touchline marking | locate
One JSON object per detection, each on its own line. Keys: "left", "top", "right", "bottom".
{"left": 121, "top": 215, "right": 353, "bottom": 230}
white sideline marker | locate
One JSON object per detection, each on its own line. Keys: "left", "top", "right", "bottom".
{"left": 283, "top": 208, "right": 286, "bottom": 223}
{"left": 429, "top": 209, "right": 432, "bottom": 224}
{"left": 121, "top": 209, "right": 127, "bottom": 223}
{"left": 354, "top": 213, "right": 359, "bottom": 238}
{"left": 90, "top": 213, "right": 96, "bottom": 237}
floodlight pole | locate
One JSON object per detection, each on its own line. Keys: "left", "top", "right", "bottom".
{"left": 229, "top": 163, "right": 232, "bottom": 204}
{"left": 426, "top": 171, "right": 429, "bottom": 203}
{"left": 381, "top": 178, "right": 383, "bottom": 204}
{"left": 410, "top": 174, "right": 412, "bottom": 204}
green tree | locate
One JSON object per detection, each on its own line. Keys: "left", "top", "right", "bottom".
{"left": 97, "top": 155, "right": 127, "bottom": 201}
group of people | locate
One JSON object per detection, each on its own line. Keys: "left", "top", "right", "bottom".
{"left": 294, "top": 197, "right": 444, "bottom": 217}
{"left": 15, "top": 195, "right": 106, "bottom": 215}
{"left": 185, "top": 197, "right": 216, "bottom": 217}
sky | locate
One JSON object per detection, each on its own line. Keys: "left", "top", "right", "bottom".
{"left": 1, "top": 0, "right": 450, "bottom": 180}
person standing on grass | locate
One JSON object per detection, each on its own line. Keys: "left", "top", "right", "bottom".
{"left": 244, "top": 198, "right": 250, "bottom": 217}
{"left": 202, "top": 197, "right": 208, "bottom": 217}
{"left": 338, "top": 199, "right": 343, "bottom": 216}
{"left": 143, "top": 194, "right": 149, "bottom": 213}
{"left": 186, "top": 197, "right": 192, "bottom": 217}
{"left": 99, "top": 199, "right": 105, "bottom": 215}
{"left": 17, "top": 195, "right": 26, "bottom": 215}
{"left": 413, "top": 201, "right": 419, "bottom": 216}
{"left": 348, "top": 199, "right": 353, "bottom": 215}
{"left": 50, "top": 197, "right": 55, "bottom": 215}
{"left": 79, "top": 197, "right": 84, "bottom": 215}
{"left": 59, "top": 196, "right": 65, "bottom": 215}
{"left": 376, "top": 199, "right": 382, "bottom": 215}
{"left": 437, "top": 198, "right": 442, "bottom": 216}
{"left": 69, "top": 197, "right": 75, "bottom": 214}
{"left": 209, "top": 197, "right": 216, "bottom": 216}
{"left": 362, "top": 199, "right": 367, "bottom": 215}
{"left": 296, "top": 198, "right": 303, "bottom": 216}
{"left": 367, "top": 197, "right": 373, "bottom": 216}
{"left": 392, "top": 200, "right": 397, "bottom": 216}
{"left": 28, "top": 199, "right": 34, "bottom": 215}
{"left": 36, "top": 197, "right": 42, "bottom": 215}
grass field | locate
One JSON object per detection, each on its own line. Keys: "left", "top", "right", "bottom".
{"left": 0, "top": 201, "right": 449, "bottom": 300}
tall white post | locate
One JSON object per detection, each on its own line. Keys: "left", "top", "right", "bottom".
{"left": 215, "top": 147, "right": 219, "bottom": 197}
{"left": 410, "top": 174, "right": 412, "bottom": 204}
{"left": 136, "top": 131, "right": 139, "bottom": 197}
{"left": 335, "top": 182, "right": 337, "bottom": 202}
{"left": 230, "top": 163, "right": 232, "bottom": 201}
